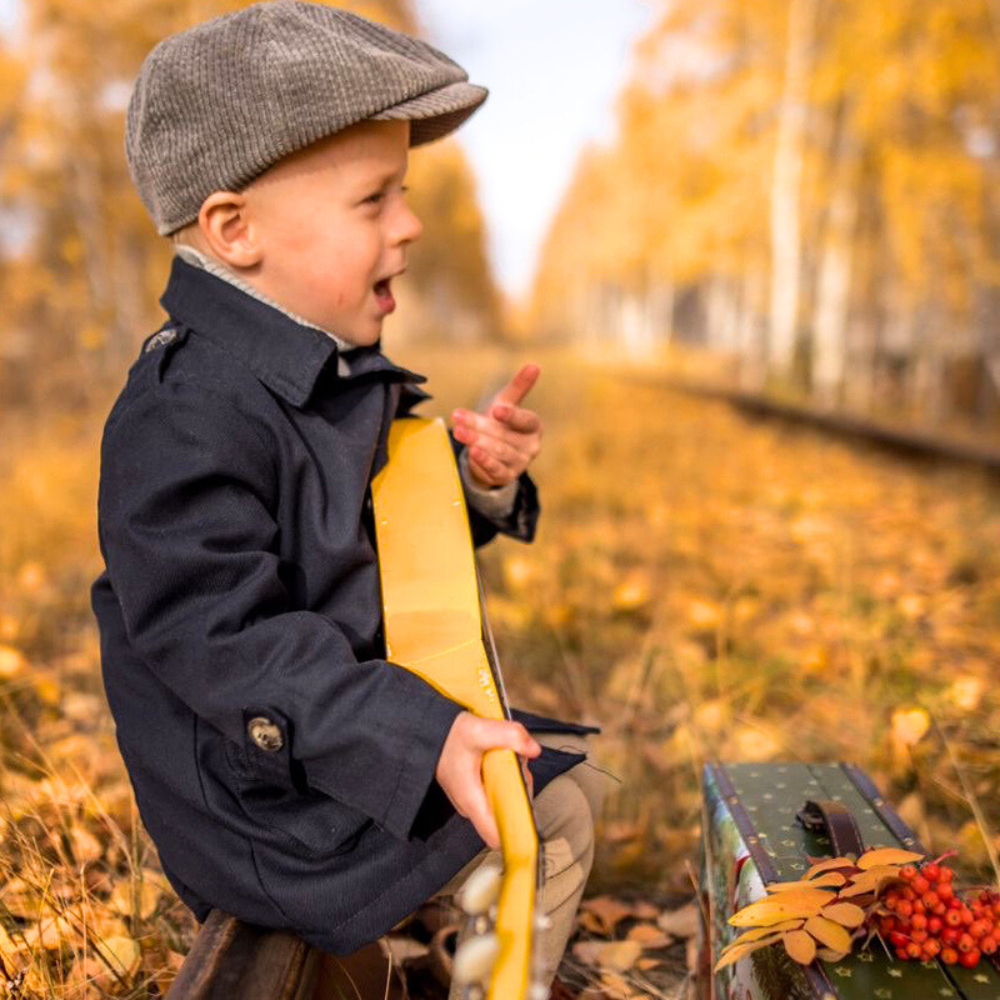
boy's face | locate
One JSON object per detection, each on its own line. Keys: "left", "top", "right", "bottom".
{"left": 240, "top": 118, "right": 423, "bottom": 346}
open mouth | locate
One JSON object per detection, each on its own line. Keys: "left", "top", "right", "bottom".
{"left": 373, "top": 276, "right": 396, "bottom": 314}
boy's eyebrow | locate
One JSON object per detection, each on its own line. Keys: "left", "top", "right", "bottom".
{"left": 362, "top": 164, "right": 408, "bottom": 189}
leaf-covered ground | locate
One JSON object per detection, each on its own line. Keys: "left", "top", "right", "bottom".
{"left": 1, "top": 345, "right": 998, "bottom": 997}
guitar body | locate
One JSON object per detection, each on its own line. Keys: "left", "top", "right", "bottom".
{"left": 370, "top": 416, "right": 540, "bottom": 1000}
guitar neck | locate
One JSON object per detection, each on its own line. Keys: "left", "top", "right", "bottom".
{"left": 370, "top": 416, "right": 543, "bottom": 1000}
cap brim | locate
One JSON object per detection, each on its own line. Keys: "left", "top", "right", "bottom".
{"left": 370, "top": 80, "right": 488, "bottom": 145}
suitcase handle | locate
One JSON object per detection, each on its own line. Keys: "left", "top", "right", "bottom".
{"left": 795, "top": 799, "right": 866, "bottom": 857}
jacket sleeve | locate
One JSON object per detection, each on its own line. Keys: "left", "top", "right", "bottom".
{"left": 447, "top": 429, "right": 540, "bottom": 548}
{"left": 97, "top": 381, "right": 463, "bottom": 841}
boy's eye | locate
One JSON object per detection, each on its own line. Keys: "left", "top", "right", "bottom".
{"left": 363, "top": 184, "right": 409, "bottom": 205}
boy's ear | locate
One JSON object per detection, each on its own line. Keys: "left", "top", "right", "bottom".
{"left": 197, "top": 191, "right": 262, "bottom": 268}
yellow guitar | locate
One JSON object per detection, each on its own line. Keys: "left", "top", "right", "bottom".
{"left": 370, "top": 415, "right": 545, "bottom": 1000}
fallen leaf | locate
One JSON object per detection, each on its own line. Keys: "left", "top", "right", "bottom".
{"left": 626, "top": 923, "right": 672, "bottom": 948}
{"left": 820, "top": 902, "right": 866, "bottom": 928}
{"left": 856, "top": 848, "right": 924, "bottom": 869}
{"left": 656, "top": 900, "right": 700, "bottom": 938}
{"left": 804, "top": 915, "right": 852, "bottom": 953}
{"left": 729, "top": 890, "right": 836, "bottom": 926}
{"left": 766, "top": 873, "right": 845, "bottom": 893}
{"left": 580, "top": 896, "right": 633, "bottom": 935}
{"left": 573, "top": 939, "right": 642, "bottom": 971}
{"left": 783, "top": 929, "right": 816, "bottom": 964}
{"left": 729, "top": 919, "right": 805, "bottom": 945}
{"left": 891, "top": 707, "right": 930, "bottom": 746}
{"left": 102, "top": 934, "right": 141, "bottom": 976}
{"left": 804, "top": 857, "right": 857, "bottom": 878}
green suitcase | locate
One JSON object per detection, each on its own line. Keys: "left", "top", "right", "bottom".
{"left": 697, "top": 761, "right": 1000, "bottom": 1000}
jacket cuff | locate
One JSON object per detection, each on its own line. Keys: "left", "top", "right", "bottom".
{"left": 458, "top": 447, "right": 518, "bottom": 520}
{"left": 376, "top": 674, "right": 465, "bottom": 840}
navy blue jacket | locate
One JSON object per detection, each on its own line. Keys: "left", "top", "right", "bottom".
{"left": 90, "top": 255, "right": 595, "bottom": 953}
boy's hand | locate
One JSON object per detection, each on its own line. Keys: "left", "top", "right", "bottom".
{"left": 451, "top": 363, "right": 543, "bottom": 489}
{"left": 435, "top": 711, "right": 541, "bottom": 849}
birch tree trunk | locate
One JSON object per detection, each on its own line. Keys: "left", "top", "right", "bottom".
{"left": 812, "top": 114, "right": 859, "bottom": 409}
{"left": 768, "top": 0, "right": 816, "bottom": 381}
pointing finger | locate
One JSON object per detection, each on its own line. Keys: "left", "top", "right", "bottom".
{"left": 493, "top": 364, "right": 540, "bottom": 408}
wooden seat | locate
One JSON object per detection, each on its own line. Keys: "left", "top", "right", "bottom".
{"left": 165, "top": 909, "right": 403, "bottom": 1000}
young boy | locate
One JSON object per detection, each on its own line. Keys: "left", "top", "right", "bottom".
{"left": 90, "top": 3, "right": 608, "bottom": 996}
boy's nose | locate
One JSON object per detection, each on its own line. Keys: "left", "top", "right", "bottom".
{"left": 394, "top": 203, "right": 423, "bottom": 245}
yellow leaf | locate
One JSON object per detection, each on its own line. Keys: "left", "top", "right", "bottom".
{"left": 891, "top": 707, "right": 930, "bottom": 746}
{"left": 102, "top": 934, "right": 141, "bottom": 976}
{"left": 580, "top": 896, "right": 633, "bottom": 935}
{"left": 804, "top": 915, "right": 852, "bottom": 953}
{"left": 783, "top": 929, "right": 816, "bottom": 964}
{"left": 839, "top": 866, "right": 908, "bottom": 896}
{"left": 626, "top": 923, "right": 672, "bottom": 948}
{"left": 714, "top": 938, "right": 774, "bottom": 972}
{"left": 820, "top": 902, "right": 866, "bottom": 928}
{"left": 766, "top": 873, "right": 846, "bottom": 893}
{"left": 730, "top": 919, "right": 805, "bottom": 945}
{"left": 0, "top": 644, "right": 26, "bottom": 679}
{"left": 110, "top": 879, "right": 160, "bottom": 921}
{"left": 856, "top": 848, "right": 924, "bottom": 869}
{"left": 815, "top": 947, "right": 850, "bottom": 962}
{"left": 804, "top": 857, "right": 858, "bottom": 878}
{"left": 572, "top": 939, "right": 642, "bottom": 972}
{"left": 729, "top": 890, "right": 836, "bottom": 926}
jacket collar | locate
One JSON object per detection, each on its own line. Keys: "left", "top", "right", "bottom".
{"left": 159, "top": 253, "right": 427, "bottom": 407}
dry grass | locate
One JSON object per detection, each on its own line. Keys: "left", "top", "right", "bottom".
{"left": 1, "top": 344, "right": 998, "bottom": 996}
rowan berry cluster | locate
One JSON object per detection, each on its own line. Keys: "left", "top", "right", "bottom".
{"left": 876, "top": 857, "right": 1000, "bottom": 969}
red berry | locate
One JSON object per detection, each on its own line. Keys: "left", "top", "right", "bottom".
{"left": 924, "top": 939, "right": 942, "bottom": 957}
{"left": 943, "top": 928, "right": 962, "bottom": 945}
{"left": 906, "top": 942, "right": 922, "bottom": 959}
{"left": 896, "top": 947, "right": 910, "bottom": 960}
{"left": 924, "top": 864, "right": 941, "bottom": 880}
{"left": 923, "top": 891, "right": 940, "bottom": 909}
{"left": 939, "top": 883, "right": 955, "bottom": 900}
{"left": 946, "top": 910, "right": 963, "bottom": 927}
{"left": 898, "top": 901, "right": 913, "bottom": 917}
{"left": 940, "top": 866, "right": 954, "bottom": 881}
{"left": 960, "top": 948, "right": 981, "bottom": 968}
{"left": 970, "top": 920, "right": 990, "bottom": 939}
{"left": 981, "top": 935, "right": 999, "bottom": 955}
{"left": 911, "top": 913, "right": 928, "bottom": 930}
{"left": 959, "top": 934, "right": 975, "bottom": 952}
{"left": 929, "top": 917, "right": 943, "bottom": 934}
{"left": 885, "top": 890, "right": 900, "bottom": 907}
{"left": 942, "top": 947, "right": 959, "bottom": 964}
{"left": 889, "top": 931, "right": 908, "bottom": 948}
{"left": 912, "top": 930, "right": 929, "bottom": 943}
{"left": 961, "top": 908, "right": 975, "bottom": 926}
{"left": 934, "top": 903, "right": 947, "bottom": 915}
{"left": 901, "top": 865, "right": 918, "bottom": 880}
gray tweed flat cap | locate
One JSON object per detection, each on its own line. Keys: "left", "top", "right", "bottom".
{"left": 125, "top": 1, "right": 488, "bottom": 235}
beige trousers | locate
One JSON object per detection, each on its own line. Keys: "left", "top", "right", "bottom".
{"left": 433, "top": 731, "right": 611, "bottom": 999}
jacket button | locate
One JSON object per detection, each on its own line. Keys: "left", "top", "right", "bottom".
{"left": 247, "top": 716, "right": 283, "bottom": 752}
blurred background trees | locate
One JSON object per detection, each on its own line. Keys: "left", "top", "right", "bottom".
{"left": 0, "top": 0, "right": 500, "bottom": 414}
{"left": 530, "top": 0, "right": 1000, "bottom": 429}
